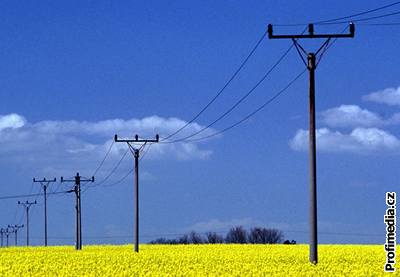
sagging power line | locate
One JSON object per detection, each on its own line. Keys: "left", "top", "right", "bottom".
{"left": 161, "top": 31, "right": 267, "bottom": 141}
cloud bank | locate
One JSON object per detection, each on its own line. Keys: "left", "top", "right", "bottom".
{"left": 0, "top": 113, "right": 218, "bottom": 175}
{"left": 291, "top": 85, "right": 400, "bottom": 154}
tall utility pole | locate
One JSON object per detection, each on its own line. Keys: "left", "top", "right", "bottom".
{"left": 268, "top": 23, "right": 355, "bottom": 264}
{"left": 33, "top": 177, "right": 56, "bottom": 246}
{"left": 18, "top": 200, "right": 37, "bottom": 246}
{"left": 61, "top": 173, "right": 94, "bottom": 250}
{"left": 114, "top": 134, "right": 159, "bottom": 252}
{"left": 8, "top": 224, "right": 24, "bottom": 246}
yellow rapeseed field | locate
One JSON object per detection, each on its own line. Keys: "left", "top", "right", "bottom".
{"left": 0, "top": 244, "right": 395, "bottom": 276}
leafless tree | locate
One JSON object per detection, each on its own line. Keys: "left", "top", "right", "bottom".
{"left": 225, "top": 226, "right": 247, "bottom": 244}
{"left": 248, "top": 227, "right": 284, "bottom": 244}
{"left": 206, "top": 232, "right": 224, "bottom": 244}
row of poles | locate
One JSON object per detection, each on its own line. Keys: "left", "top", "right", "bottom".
{"left": 1, "top": 23, "right": 355, "bottom": 265}
{"left": 0, "top": 135, "right": 159, "bottom": 252}
{"left": 0, "top": 224, "right": 23, "bottom": 247}
{"left": 1, "top": 200, "right": 36, "bottom": 248}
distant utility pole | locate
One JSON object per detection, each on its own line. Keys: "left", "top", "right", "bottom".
{"left": 61, "top": 173, "right": 94, "bottom": 250}
{"left": 8, "top": 224, "right": 24, "bottom": 246}
{"left": 33, "top": 177, "right": 56, "bottom": 246}
{"left": 5, "top": 228, "right": 10, "bottom": 247}
{"left": 268, "top": 23, "right": 355, "bottom": 264}
{"left": 114, "top": 134, "right": 159, "bottom": 252}
{"left": 0, "top": 228, "right": 4, "bottom": 247}
{"left": 18, "top": 200, "right": 37, "bottom": 246}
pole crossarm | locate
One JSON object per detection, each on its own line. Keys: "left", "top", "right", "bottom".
{"left": 114, "top": 134, "right": 159, "bottom": 143}
{"left": 33, "top": 177, "right": 56, "bottom": 184}
{"left": 268, "top": 23, "right": 355, "bottom": 39}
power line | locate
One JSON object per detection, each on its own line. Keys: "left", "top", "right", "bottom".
{"left": 81, "top": 148, "right": 130, "bottom": 193}
{"left": 0, "top": 190, "right": 73, "bottom": 201}
{"left": 320, "top": 10, "right": 400, "bottom": 25}
{"left": 91, "top": 140, "right": 115, "bottom": 177}
{"left": 317, "top": 1, "right": 400, "bottom": 24}
{"left": 181, "top": 69, "right": 307, "bottom": 143}
{"left": 274, "top": 1, "right": 400, "bottom": 26}
{"left": 161, "top": 42, "right": 296, "bottom": 144}
{"left": 359, "top": 22, "right": 400, "bottom": 26}
{"left": 161, "top": 31, "right": 267, "bottom": 141}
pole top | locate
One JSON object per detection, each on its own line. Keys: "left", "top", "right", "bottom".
{"left": 308, "top": 24, "right": 314, "bottom": 35}
{"left": 349, "top": 22, "right": 355, "bottom": 37}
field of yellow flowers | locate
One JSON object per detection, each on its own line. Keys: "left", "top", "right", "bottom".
{"left": 0, "top": 244, "right": 393, "bottom": 276}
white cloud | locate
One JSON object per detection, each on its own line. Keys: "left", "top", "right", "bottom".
{"left": 363, "top": 86, "right": 400, "bottom": 106}
{"left": 0, "top": 114, "right": 218, "bottom": 175}
{"left": 0, "top": 114, "right": 26, "bottom": 131}
{"left": 290, "top": 127, "right": 400, "bottom": 153}
{"left": 321, "top": 105, "right": 383, "bottom": 128}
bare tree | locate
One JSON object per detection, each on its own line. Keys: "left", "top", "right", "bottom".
{"left": 205, "top": 232, "right": 224, "bottom": 244}
{"left": 225, "top": 226, "right": 247, "bottom": 244}
{"left": 188, "top": 231, "right": 203, "bottom": 244}
{"left": 178, "top": 234, "right": 190, "bottom": 244}
{"left": 248, "top": 228, "right": 283, "bottom": 244}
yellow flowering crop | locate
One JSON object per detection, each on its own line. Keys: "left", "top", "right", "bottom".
{"left": 0, "top": 244, "right": 395, "bottom": 276}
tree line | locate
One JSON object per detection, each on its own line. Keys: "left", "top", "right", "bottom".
{"left": 149, "top": 226, "right": 296, "bottom": 244}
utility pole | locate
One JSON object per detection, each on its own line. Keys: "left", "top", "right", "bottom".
{"left": 268, "top": 23, "right": 355, "bottom": 264}
{"left": 114, "top": 134, "right": 159, "bottom": 252}
{"left": 33, "top": 177, "right": 56, "bottom": 246}
{"left": 8, "top": 224, "right": 24, "bottom": 246}
{"left": 61, "top": 173, "right": 94, "bottom": 250}
{"left": 18, "top": 200, "right": 37, "bottom": 246}
{"left": 0, "top": 228, "right": 4, "bottom": 247}
{"left": 5, "top": 228, "right": 10, "bottom": 247}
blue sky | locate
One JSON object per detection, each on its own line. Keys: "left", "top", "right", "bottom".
{"left": 0, "top": 0, "right": 399, "bottom": 246}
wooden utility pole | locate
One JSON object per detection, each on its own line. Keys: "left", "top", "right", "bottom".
{"left": 61, "top": 173, "right": 94, "bottom": 250}
{"left": 114, "top": 134, "right": 159, "bottom": 252}
{"left": 18, "top": 200, "right": 37, "bottom": 246}
{"left": 268, "top": 23, "right": 355, "bottom": 264}
{"left": 33, "top": 177, "right": 56, "bottom": 246}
